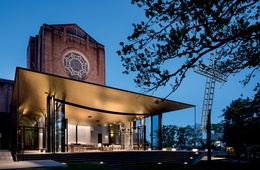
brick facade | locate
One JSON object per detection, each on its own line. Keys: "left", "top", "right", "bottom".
{"left": 27, "top": 24, "right": 105, "bottom": 85}
{"left": 0, "top": 79, "right": 13, "bottom": 113}
{"left": 0, "top": 79, "right": 13, "bottom": 149}
{"left": 0, "top": 24, "right": 106, "bottom": 149}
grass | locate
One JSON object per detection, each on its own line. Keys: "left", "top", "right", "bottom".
{"left": 24, "top": 160, "right": 260, "bottom": 170}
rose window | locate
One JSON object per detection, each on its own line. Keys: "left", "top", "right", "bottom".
{"left": 63, "top": 52, "right": 89, "bottom": 80}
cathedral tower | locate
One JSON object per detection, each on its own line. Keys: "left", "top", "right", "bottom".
{"left": 27, "top": 24, "right": 105, "bottom": 85}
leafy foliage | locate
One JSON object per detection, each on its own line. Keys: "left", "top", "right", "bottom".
{"left": 161, "top": 124, "right": 222, "bottom": 149}
{"left": 117, "top": 0, "right": 260, "bottom": 94}
{"left": 221, "top": 88, "right": 260, "bottom": 157}
{"left": 161, "top": 125, "right": 178, "bottom": 147}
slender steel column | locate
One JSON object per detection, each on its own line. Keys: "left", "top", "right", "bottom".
{"left": 141, "top": 118, "right": 146, "bottom": 150}
{"left": 65, "top": 119, "right": 68, "bottom": 152}
{"left": 129, "top": 121, "right": 132, "bottom": 148}
{"left": 150, "top": 116, "right": 153, "bottom": 150}
{"left": 207, "top": 109, "right": 212, "bottom": 170}
{"left": 51, "top": 96, "right": 55, "bottom": 153}
{"left": 158, "top": 113, "right": 162, "bottom": 150}
{"left": 76, "top": 125, "right": 78, "bottom": 144}
{"left": 46, "top": 96, "right": 50, "bottom": 152}
{"left": 47, "top": 96, "right": 55, "bottom": 153}
{"left": 143, "top": 124, "right": 146, "bottom": 150}
{"left": 61, "top": 104, "right": 65, "bottom": 152}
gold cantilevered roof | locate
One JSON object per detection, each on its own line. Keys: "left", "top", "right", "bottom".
{"left": 11, "top": 67, "right": 194, "bottom": 126}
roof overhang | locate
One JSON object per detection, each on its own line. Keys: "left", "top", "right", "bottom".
{"left": 11, "top": 67, "right": 194, "bottom": 126}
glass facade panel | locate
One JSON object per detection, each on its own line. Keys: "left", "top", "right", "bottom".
{"left": 109, "top": 124, "right": 120, "bottom": 144}
{"left": 131, "top": 119, "right": 146, "bottom": 150}
{"left": 55, "top": 101, "right": 65, "bottom": 152}
{"left": 23, "top": 127, "right": 39, "bottom": 150}
{"left": 47, "top": 97, "right": 66, "bottom": 153}
{"left": 151, "top": 115, "right": 159, "bottom": 150}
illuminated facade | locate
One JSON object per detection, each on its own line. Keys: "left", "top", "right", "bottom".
{"left": 1, "top": 24, "right": 194, "bottom": 152}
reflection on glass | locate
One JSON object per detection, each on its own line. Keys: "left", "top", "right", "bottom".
{"left": 152, "top": 115, "right": 159, "bottom": 150}
{"left": 55, "top": 101, "right": 65, "bottom": 152}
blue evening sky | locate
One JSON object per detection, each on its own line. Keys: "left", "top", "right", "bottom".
{"left": 0, "top": 0, "right": 258, "bottom": 127}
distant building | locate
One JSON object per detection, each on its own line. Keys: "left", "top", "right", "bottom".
{"left": 0, "top": 24, "right": 193, "bottom": 152}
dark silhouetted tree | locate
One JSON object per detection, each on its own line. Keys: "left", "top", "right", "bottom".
{"left": 117, "top": 0, "right": 260, "bottom": 96}
{"left": 221, "top": 88, "right": 260, "bottom": 159}
{"left": 175, "top": 125, "right": 195, "bottom": 149}
{"left": 161, "top": 125, "right": 178, "bottom": 147}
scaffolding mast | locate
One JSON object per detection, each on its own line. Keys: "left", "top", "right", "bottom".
{"left": 194, "top": 53, "right": 227, "bottom": 132}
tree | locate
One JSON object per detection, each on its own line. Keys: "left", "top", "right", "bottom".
{"left": 161, "top": 125, "right": 178, "bottom": 147}
{"left": 210, "top": 123, "right": 224, "bottom": 150}
{"left": 175, "top": 125, "right": 195, "bottom": 149}
{"left": 211, "top": 123, "right": 223, "bottom": 134}
{"left": 117, "top": 0, "right": 260, "bottom": 95}
{"left": 221, "top": 88, "right": 260, "bottom": 160}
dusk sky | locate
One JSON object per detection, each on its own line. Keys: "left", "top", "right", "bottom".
{"left": 0, "top": 0, "right": 258, "bottom": 127}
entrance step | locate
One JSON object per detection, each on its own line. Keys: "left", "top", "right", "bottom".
{"left": 0, "top": 150, "right": 13, "bottom": 162}
{"left": 17, "top": 151, "right": 205, "bottom": 165}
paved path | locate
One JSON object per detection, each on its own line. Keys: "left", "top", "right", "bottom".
{"left": 0, "top": 160, "right": 68, "bottom": 169}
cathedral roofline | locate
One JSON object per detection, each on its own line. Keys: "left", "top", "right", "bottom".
{"left": 42, "top": 23, "right": 104, "bottom": 46}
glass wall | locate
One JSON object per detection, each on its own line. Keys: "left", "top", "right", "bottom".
{"left": 109, "top": 124, "right": 120, "bottom": 144}
{"left": 151, "top": 114, "right": 162, "bottom": 150}
{"left": 54, "top": 101, "right": 65, "bottom": 152}
{"left": 18, "top": 115, "right": 40, "bottom": 151}
{"left": 131, "top": 119, "right": 146, "bottom": 150}
{"left": 46, "top": 97, "right": 65, "bottom": 153}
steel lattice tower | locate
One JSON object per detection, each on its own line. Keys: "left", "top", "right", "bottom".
{"left": 194, "top": 53, "right": 227, "bottom": 132}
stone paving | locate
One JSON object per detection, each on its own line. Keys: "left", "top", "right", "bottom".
{"left": 0, "top": 160, "right": 68, "bottom": 169}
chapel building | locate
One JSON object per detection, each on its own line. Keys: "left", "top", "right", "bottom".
{"left": 0, "top": 24, "right": 193, "bottom": 153}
